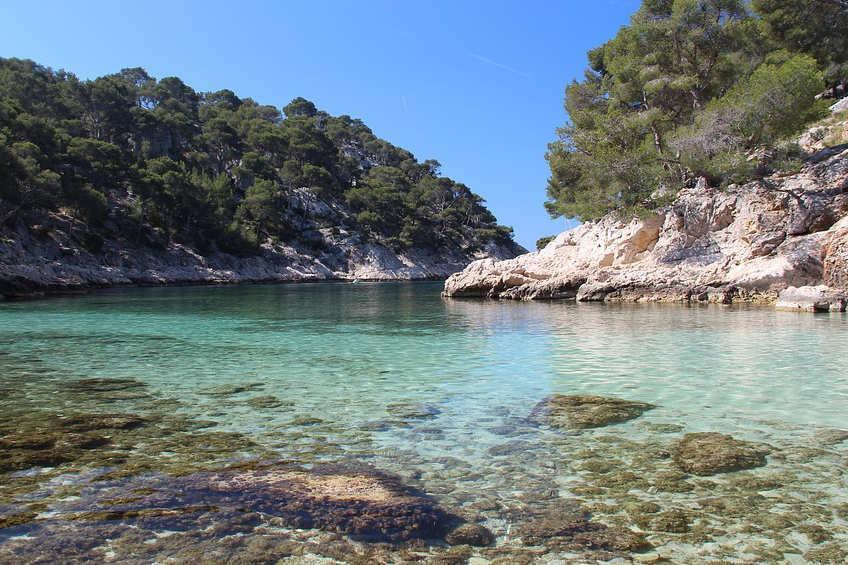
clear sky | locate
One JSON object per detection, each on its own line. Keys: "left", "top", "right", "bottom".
{"left": 1, "top": 0, "right": 639, "bottom": 250}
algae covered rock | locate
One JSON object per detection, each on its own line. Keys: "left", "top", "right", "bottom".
{"left": 47, "top": 462, "right": 459, "bottom": 543}
{"left": 386, "top": 402, "right": 441, "bottom": 420}
{"left": 444, "top": 523, "right": 495, "bottom": 546}
{"left": 527, "top": 395, "right": 655, "bottom": 429}
{"left": 650, "top": 509, "right": 690, "bottom": 533}
{"left": 515, "top": 508, "right": 650, "bottom": 553}
{"left": 672, "top": 432, "right": 769, "bottom": 476}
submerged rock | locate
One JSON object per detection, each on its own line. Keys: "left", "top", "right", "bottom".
{"left": 672, "top": 432, "right": 769, "bottom": 476}
{"left": 244, "top": 395, "right": 290, "bottom": 409}
{"left": 527, "top": 395, "right": 655, "bottom": 429}
{"left": 650, "top": 509, "right": 690, "bottom": 533}
{"left": 42, "top": 462, "right": 459, "bottom": 543}
{"left": 516, "top": 508, "right": 650, "bottom": 553}
{"left": 444, "top": 523, "right": 495, "bottom": 546}
{"left": 67, "top": 378, "right": 147, "bottom": 392}
{"left": 202, "top": 383, "right": 265, "bottom": 396}
{"left": 386, "top": 402, "right": 441, "bottom": 420}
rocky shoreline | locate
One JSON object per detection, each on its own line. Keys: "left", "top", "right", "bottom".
{"left": 444, "top": 139, "right": 848, "bottom": 312}
{"left": 0, "top": 187, "right": 523, "bottom": 299}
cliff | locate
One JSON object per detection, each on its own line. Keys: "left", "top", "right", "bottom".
{"left": 444, "top": 120, "right": 848, "bottom": 311}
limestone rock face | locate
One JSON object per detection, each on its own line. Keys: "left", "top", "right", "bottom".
{"left": 775, "top": 285, "right": 847, "bottom": 312}
{"left": 0, "top": 186, "right": 524, "bottom": 297}
{"left": 444, "top": 143, "right": 848, "bottom": 308}
{"left": 672, "top": 432, "right": 770, "bottom": 476}
{"left": 528, "top": 395, "right": 655, "bottom": 430}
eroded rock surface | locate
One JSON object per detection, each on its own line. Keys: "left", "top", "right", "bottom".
{"left": 672, "top": 432, "right": 770, "bottom": 476}
{"left": 528, "top": 395, "right": 655, "bottom": 430}
{"left": 444, "top": 137, "right": 848, "bottom": 307}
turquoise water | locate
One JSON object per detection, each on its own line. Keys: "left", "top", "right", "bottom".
{"left": 1, "top": 282, "right": 847, "bottom": 562}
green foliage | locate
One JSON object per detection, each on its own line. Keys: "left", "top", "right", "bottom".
{"left": 673, "top": 54, "right": 827, "bottom": 184}
{"left": 752, "top": 0, "right": 848, "bottom": 89}
{"left": 546, "top": 0, "right": 842, "bottom": 221}
{"left": 0, "top": 57, "right": 513, "bottom": 254}
{"left": 536, "top": 235, "right": 555, "bottom": 250}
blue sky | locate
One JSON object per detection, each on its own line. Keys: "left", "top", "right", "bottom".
{"left": 1, "top": 0, "right": 639, "bottom": 249}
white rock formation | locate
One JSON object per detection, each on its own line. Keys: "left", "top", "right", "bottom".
{"left": 444, "top": 144, "right": 848, "bottom": 307}
{"left": 775, "top": 285, "right": 847, "bottom": 312}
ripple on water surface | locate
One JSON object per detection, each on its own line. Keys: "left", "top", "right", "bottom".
{"left": 1, "top": 282, "right": 847, "bottom": 562}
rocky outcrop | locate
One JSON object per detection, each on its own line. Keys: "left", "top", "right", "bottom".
{"left": 444, "top": 138, "right": 848, "bottom": 307}
{"left": 0, "top": 187, "right": 523, "bottom": 298}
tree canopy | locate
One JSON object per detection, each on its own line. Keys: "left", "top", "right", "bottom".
{"left": 545, "top": 0, "right": 846, "bottom": 222}
{"left": 0, "top": 58, "right": 514, "bottom": 254}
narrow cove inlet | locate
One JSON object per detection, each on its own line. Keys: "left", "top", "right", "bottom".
{"left": 1, "top": 282, "right": 847, "bottom": 562}
{"left": 3, "top": 0, "right": 848, "bottom": 562}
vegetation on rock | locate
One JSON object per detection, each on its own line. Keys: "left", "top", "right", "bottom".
{"left": 545, "top": 0, "right": 847, "bottom": 222}
{"left": 0, "top": 58, "right": 514, "bottom": 255}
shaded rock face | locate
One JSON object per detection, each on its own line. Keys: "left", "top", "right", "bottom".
{"left": 444, "top": 142, "right": 848, "bottom": 306}
{"left": 672, "top": 432, "right": 770, "bottom": 476}
{"left": 0, "top": 187, "right": 524, "bottom": 298}
{"left": 528, "top": 395, "right": 655, "bottom": 430}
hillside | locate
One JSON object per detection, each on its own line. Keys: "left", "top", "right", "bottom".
{"left": 0, "top": 58, "right": 523, "bottom": 296}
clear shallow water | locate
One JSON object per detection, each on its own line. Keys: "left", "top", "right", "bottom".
{"left": 1, "top": 282, "right": 847, "bottom": 562}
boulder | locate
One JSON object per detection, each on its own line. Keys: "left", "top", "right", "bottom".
{"left": 672, "top": 432, "right": 769, "bottom": 476}
{"left": 527, "top": 395, "right": 655, "bottom": 430}
{"left": 775, "top": 285, "right": 847, "bottom": 312}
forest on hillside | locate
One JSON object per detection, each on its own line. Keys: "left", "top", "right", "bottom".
{"left": 545, "top": 0, "right": 848, "bottom": 222}
{"left": 0, "top": 59, "right": 514, "bottom": 255}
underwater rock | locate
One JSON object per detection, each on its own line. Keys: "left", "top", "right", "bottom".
{"left": 444, "top": 523, "right": 495, "bottom": 547}
{"left": 290, "top": 416, "right": 324, "bottom": 426}
{"left": 58, "top": 413, "right": 147, "bottom": 432}
{"left": 0, "top": 424, "right": 115, "bottom": 473}
{"left": 202, "top": 383, "right": 265, "bottom": 396}
{"left": 67, "top": 378, "right": 147, "bottom": 392}
{"left": 650, "top": 509, "right": 690, "bottom": 533}
{"left": 244, "top": 395, "right": 290, "bottom": 409}
{"left": 527, "top": 395, "right": 655, "bottom": 429}
{"left": 672, "top": 432, "right": 769, "bottom": 476}
{"left": 814, "top": 428, "right": 848, "bottom": 446}
{"left": 48, "top": 462, "right": 458, "bottom": 543}
{"left": 385, "top": 402, "right": 441, "bottom": 420}
{"left": 804, "top": 542, "right": 848, "bottom": 563}
{"left": 515, "top": 508, "right": 650, "bottom": 552}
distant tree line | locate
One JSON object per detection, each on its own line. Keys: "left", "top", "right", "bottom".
{"left": 0, "top": 58, "right": 514, "bottom": 253}
{"left": 545, "top": 0, "right": 848, "bottom": 222}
